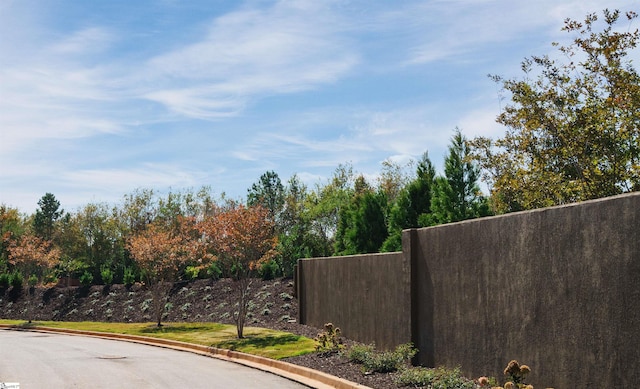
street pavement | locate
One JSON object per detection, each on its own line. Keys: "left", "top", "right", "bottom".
{"left": 0, "top": 330, "right": 309, "bottom": 388}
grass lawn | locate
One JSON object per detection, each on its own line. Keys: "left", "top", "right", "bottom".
{"left": 0, "top": 319, "right": 315, "bottom": 360}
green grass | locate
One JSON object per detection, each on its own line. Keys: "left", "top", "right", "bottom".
{"left": 0, "top": 320, "right": 315, "bottom": 360}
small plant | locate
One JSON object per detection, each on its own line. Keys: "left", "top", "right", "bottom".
{"left": 27, "top": 274, "right": 38, "bottom": 287}
{"left": 362, "top": 344, "right": 416, "bottom": 374}
{"left": 261, "top": 308, "right": 271, "bottom": 316}
{"left": 141, "top": 298, "right": 152, "bottom": 312}
{"left": 279, "top": 314, "right": 291, "bottom": 322}
{"left": 279, "top": 292, "right": 293, "bottom": 301}
{"left": 10, "top": 272, "right": 23, "bottom": 289}
{"left": 79, "top": 271, "right": 93, "bottom": 286}
{"left": 503, "top": 360, "right": 530, "bottom": 385}
{"left": 478, "top": 360, "right": 538, "bottom": 389}
{"left": 314, "top": 323, "right": 344, "bottom": 355}
{"left": 0, "top": 273, "right": 10, "bottom": 288}
{"left": 346, "top": 343, "right": 376, "bottom": 364}
{"left": 347, "top": 342, "right": 416, "bottom": 374}
{"left": 397, "top": 366, "right": 474, "bottom": 388}
{"left": 396, "top": 366, "right": 437, "bottom": 387}
{"left": 180, "top": 302, "right": 192, "bottom": 312}
{"left": 123, "top": 267, "right": 136, "bottom": 285}
{"left": 100, "top": 267, "right": 114, "bottom": 285}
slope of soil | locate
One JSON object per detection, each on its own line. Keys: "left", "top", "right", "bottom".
{"left": 0, "top": 278, "right": 397, "bottom": 388}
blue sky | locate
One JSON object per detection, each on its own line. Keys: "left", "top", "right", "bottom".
{"left": 1, "top": 0, "right": 635, "bottom": 213}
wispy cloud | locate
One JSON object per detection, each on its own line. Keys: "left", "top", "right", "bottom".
{"left": 139, "top": 1, "right": 358, "bottom": 118}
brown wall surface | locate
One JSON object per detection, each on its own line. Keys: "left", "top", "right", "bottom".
{"left": 297, "top": 252, "right": 411, "bottom": 350}
{"left": 410, "top": 192, "right": 640, "bottom": 388}
{"left": 297, "top": 192, "right": 640, "bottom": 388}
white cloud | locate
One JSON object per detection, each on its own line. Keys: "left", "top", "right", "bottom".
{"left": 140, "top": 1, "right": 358, "bottom": 118}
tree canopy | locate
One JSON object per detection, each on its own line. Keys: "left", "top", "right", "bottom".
{"left": 472, "top": 9, "right": 640, "bottom": 213}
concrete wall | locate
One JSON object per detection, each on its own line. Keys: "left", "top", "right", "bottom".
{"left": 297, "top": 252, "right": 411, "bottom": 350}
{"left": 410, "top": 192, "right": 640, "bottom": 388}
{"left": 297, "top": 192, "right": 640, "bottom": 388}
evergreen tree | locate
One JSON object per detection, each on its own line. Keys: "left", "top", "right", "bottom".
{"left": 381, "top": 152, "right": 436, "bottom": 252}
{"left": 33, "top": 193, "right": 63, "bottom": 241}
{"left": 427, "top": 129, "right": 491, "bottom": 225}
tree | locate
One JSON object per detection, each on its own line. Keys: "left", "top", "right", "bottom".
{"left": 305, "top": 163, "right": 355, "bottom": 255}
{"left": 8, "top": 233, "right": 60, "bottom": 285}
{"left": 127, "top": 220, "right": 194, "bottom": 326}
{"left": 272, "top": 175, "right": 325, "bottom": 278}
{"left": 381, "top": 152, "right": 436, "bottom": 252}
{"left": 0, "top": 205, "right": 26, "bottom": 272}
{"left": 247, "top": 171, "right": 285, "bottom": 230}
{"left": 33, "top": 193, "right": 63, "bottom": 242}
{"left": 198, "top": 204, "right": 277, "bottom": 338}
{"left": 377, "top": 158, "right": 412, "bottom": 205}
{"left": 471, "top": 10, "right": 640, "bottom": 213}
{"left": 428, "top": 130, "right": 491, "bottom": 225}
{"left": 334, "top": 176, "right": 388, "bottom": 255}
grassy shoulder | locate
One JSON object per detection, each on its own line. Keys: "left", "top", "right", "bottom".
{"left": 0, "top": 319, "right": 315, "bottom": 360}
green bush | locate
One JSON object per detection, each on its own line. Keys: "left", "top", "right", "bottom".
{"left": 258, "top": 259, "right": 281, "bottom": 280}
{"left": 123, "top": 267, "right": 136, "bottom": 285}
{"left": 363, "top": 343, "right": 416, "bottom": 374}
{"left": 10, "top": 272, "right": 23, "bottom": 289}
{"left": 27, "top": 274, "right": 38, "bottom": 287}
{"left": 346, "top": 343, "right": 375, "bottom": 364}
{"left": 79, "top": 271, "right": 93, "bottom": 286}
{"left": 396, "top": 366, "right": 474, "bottom": 388}
{"left": 347, "top": 342, "right": 416, "bottom": 374}
{"left": 206, "top": 261, "right": 222, "bottom": 280}
{"left": 100, "top": 267, "right": 114, "bottom": 285}
{"left": 0, "top": 273, "right": 10, "bottom": 288}
{"left": 396, "top": 366, "right": 437, "bottom": 387}
{"left": 184, "top": 265, "right": 200, "bottom": 280}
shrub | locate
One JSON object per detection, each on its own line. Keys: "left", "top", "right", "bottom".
{"left": 314, "top": 323, "right": 344, "bottom": 355}
{"left": 27, "top": 274, "right": 38, "bottom": 287}
{"left": 431, "top": 366, "right": 474, "bottom": 389}
{"left": 363, "top": 350, "right": 405, "bottom": 373}
{"left": 79, "top": 271, "right": 93, "bottom": 286}
{"left": 123, "top": 267, "right": 136, "bottom": 285}
{"left": 100, "top": 267, "right": 114, "bottom": 285}
{"left": 0, "top": 273, "right": 10, "bottom": 288}
{"left": 346, "top": 343, "right": 376, "bottom": 364}
{"left": 397, "top": 366, "right": 474, "bottom": 388}
{"left": 206, "top": 262, "right": 222, "bottom": 280}
{"left": 396, "top": 366, "right": 437, "bottom": 387}
{"left": 258, "top": 259, "right": 281, "bottom": 280}
{"left": 348, "top": 342, "right": 416, "bottom": 374}
{"left": 10, "top": 272, "right": 23, "bottom": 289}
{"left": 478, "top": 360, "right": 535, "bottom": 389}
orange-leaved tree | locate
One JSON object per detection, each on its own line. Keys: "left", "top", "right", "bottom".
{"left": 8, "top": 233, "right": 60, "bottom": 286}
{"left": 198, "top": 204, "right": 277, "bottom": 338}
{"left": 127, "top": 217, "right": 196, "bottom": 327}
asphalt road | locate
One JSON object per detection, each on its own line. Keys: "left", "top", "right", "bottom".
{"left": 0, "top": 330, "right": 309, "bottom": 388}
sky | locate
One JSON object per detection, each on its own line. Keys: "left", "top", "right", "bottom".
{"left": 1, "top": 0, "right": 636, "bottom": 214}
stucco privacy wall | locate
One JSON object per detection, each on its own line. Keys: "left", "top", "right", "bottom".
{"left": 409, "top": 192, "right": 640, "bottom": 388}
{"left": 297, "top": 192, "right": 640, "bottom": 388}
{"left": 296, "top": 252, "right": 411, "bottom": 350}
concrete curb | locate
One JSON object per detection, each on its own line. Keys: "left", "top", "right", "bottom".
{"left": 0, "top": 324, "right": 372, "bottom": 389}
